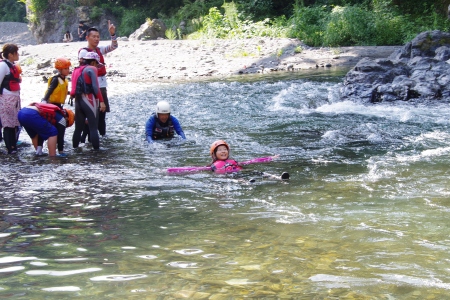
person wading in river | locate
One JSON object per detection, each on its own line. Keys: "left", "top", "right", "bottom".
{"left": 18, "top": 103, "right": 74, "bottom": 157}
{"left": 78, "top": 21, "right": 118, "bottom": 139}
{"left": 71, "top": 52, "right": 106, "bottom": 150}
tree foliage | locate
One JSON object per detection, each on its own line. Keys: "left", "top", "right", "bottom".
{"left": 0, "top": 0, "right": 26, "bottom": 22}
{"left": 1, "top": 0, "right": 449, "bottom": 46}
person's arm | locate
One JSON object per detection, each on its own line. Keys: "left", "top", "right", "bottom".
{"left": 69, "top": 33, "right": 73, "bottom": 42}
{"left": 42, "top": 76, "right": 58, "bottom": 102}
{"left": 99, "top": 20, "right": 118, "bottom": 55}
{"left": 145, "top": 116, "right": 156, "bottom": 143}
{"left": 0, "top": 62, "right": 9, "bottom": 84}
{"left": 170, "top": 116, "right": 186, "bottom": 139}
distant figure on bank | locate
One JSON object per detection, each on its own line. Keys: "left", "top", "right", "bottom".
{"left": 18, "top": 103, "right": 74, "bottom": 157}
{"left": 145, "top": 100, "right": 186, "bottom": 144}
{"left": 78, "top": 21, "right": 118, "bottom": 138}
{"left": 0, "top": 43, "right": 21, "bottom": 154}
{"left": 71, "top": 52, "right": 106, "bottom": 150}
{"left": 63, "top": 31, "right": 73, "bottom": 43}
{"left": 78, "top": 21, "right": 88, "bottom": 41}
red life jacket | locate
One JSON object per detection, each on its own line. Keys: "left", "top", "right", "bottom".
{"left": 0, "top": 60, "right": 21, "bottom": 94}
{"left": 32, "top": 102, "right": 64, "bottom": 125}
{"left": 211, "top": 159, "right": 242, "bottom": 173}
{"left": 79, "top": 47, "right": 106, "bottom": 76}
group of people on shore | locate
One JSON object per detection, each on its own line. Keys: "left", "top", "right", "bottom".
{"left": 0, "top": 21, "right": 118, "bottom": 156}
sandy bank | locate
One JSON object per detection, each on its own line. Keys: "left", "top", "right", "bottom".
{"left": 17, "top": 38, "right": 401, "bottom": 82}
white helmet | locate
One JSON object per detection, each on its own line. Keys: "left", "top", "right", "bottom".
{"left": 156, "top": 101, "right": 171, "bottom": 114}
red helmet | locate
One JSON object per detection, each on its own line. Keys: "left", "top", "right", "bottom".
{"left": 210, "top": 140, "right": 229, "bottom": 157}
{"left": 54, "top": 58, "right": 71, "bottom": 70}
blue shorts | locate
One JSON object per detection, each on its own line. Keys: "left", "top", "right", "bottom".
{"left": 18, "top": 107, "right": 57, "bottom": 140}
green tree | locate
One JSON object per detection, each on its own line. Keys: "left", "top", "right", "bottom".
{"left": 0, "top": 0, "right": 26, "bottom": 22}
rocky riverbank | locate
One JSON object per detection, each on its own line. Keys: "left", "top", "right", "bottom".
{"left": 17, "top": 39, "right": 400, "bottom": 82}
{"left": 1, "top": 22, "right": 401, "bottom": 82}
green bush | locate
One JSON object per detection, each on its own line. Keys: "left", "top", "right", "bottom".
{"left": 90, "top": 6, "right": 103, "bottom": 21}
{"left": 323, "top": 5, "right": 376, "bottom": 46}
{"left": 1, "top": 0, "right": 26, "bottom": 22}
{"left": 119, "top": 9, "right": 147, "bottom": 37}
{"left": 289, "top": 5, "right": 328, "bottom": 46}
{"left": 165, "top": 28, "right": 177, "bottom": 39}
{"left": 189, "top": 2, "right": 288, "bottom": 39}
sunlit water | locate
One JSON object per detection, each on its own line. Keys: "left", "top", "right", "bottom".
{"left": 1, "top": 69, "right": 450, "bottom": 298}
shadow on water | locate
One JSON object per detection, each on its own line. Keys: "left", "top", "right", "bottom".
{"left": 2, "top": 71, "right": 450, "bottom": 298}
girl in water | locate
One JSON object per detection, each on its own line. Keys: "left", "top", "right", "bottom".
{"left": 209, "top": 140, "right": 288, "bottom": 179}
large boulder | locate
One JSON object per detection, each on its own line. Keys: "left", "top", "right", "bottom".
{"left": 129, "top": 19, "right": 167, "bottom": 40}
{"left": 28, "top": 3, "right": 118, "bottom": 44}
{"left": 340, "top": 30, "right": 450, "bottom": 102}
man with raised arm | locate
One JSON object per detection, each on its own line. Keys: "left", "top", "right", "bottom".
{"left": 78, "top": 20, "right": 118, "bottom": 138}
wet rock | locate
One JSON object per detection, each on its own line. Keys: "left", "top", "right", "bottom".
{"left": 341, "top": 30, "right": 450, "bottom": 102}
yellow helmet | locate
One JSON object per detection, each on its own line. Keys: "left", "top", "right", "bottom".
{"left": 210, "top": 140, "right": 229, "bottom": 157}
{"left": 54, "top": 57, "right": 71, "bottom": 70}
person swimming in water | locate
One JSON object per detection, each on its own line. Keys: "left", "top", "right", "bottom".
{"left": 209, "top": 140, "right": 288, "bottom": 180}
{"left": 167, "top": 140, "right": 288, "bottom": 180}
{"left": 209, "top": 140, "right": 243, "bottom": 173}
{"left": 145, "top": 100, "right": 186, "bottom": 144}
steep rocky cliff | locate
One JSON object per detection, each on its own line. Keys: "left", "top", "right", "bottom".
{"left": 26, "top": 0, "right": 118, "bottom": 44}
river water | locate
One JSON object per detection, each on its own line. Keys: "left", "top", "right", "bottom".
{"left": 1, "top": 69, "right": 450, "bottom": 299}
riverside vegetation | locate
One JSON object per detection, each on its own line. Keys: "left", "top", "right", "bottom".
{"left": 1, "top": 0, "right": 449, "bottom": 46}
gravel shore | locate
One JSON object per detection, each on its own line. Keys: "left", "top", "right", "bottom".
{"left": 0, "top": 22, "right": 401, "bottom": 82}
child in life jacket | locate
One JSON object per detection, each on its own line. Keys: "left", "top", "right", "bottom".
{"left": 209, "top": 140, "right": 244, "bottom": 173}
{"left": 209, "top": 140, "right": 283, "bottom": 177}
{"left": 42, "top": 58, "right": 71, "bottom": 109}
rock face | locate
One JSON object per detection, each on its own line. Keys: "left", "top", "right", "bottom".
{"left": 27, "top": 2, "right": 118, "bottom": 43}
{"left": 340, "top": 30, "right": 450, "bottom": 102}
{"left": 129, "top": 19, "right": 167, "bottom": 40}
{"left": 0, "top": 22, "right": 37, "bottom": 45}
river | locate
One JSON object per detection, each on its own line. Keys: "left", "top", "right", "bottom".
{"left": 1, "top": 69, "right": 450, "bottom": 299}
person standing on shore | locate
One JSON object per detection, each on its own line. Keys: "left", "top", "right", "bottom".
{"left": 78, "top": 21, "right": 118, "bottom": 138}
{"left": 0, "top": 44, "right": 21, "bottom": 154}
{"left": 78, "top": 22, "right": 88, "bottom": 41}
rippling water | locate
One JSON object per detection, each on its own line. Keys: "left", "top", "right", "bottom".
{"left": 2, "top": 70, "right": 450, "bottom": 298}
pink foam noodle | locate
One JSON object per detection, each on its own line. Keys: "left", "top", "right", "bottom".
{"left": 240, "top": 156, "right": 274, "bottom": 166}
{"left": 167, "top": 157, "right": 276, "bottom": 174}
{"left": 167, "top": 166, "right": 212, "bottom": 173}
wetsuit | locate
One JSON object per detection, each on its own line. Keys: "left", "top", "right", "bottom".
{"left": 71, "top": 65, "right": 104, "bottom": 150}
{"left": 145, "top": 114, "right": 186, "bottom": 143}
{"left": 79, "top": 34, "right": 118, "bottom": 136}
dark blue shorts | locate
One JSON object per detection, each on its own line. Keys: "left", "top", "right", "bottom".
{"left": 18, "top": 107, "right": 57, "bottom": 140}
